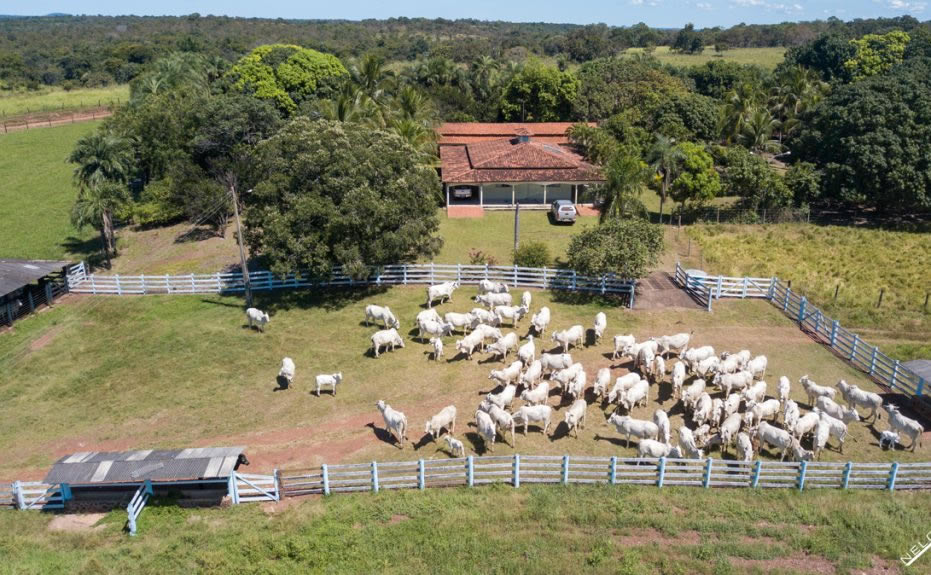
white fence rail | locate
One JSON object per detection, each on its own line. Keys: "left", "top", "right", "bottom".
{"left": 674, "top": 262, "right": 927, "bottom": 403}
{"left": 278, "top": 456, "right": 931, "bottom": 496}
{"left": 66, "top": 263, "right": 637, "bottom": 307}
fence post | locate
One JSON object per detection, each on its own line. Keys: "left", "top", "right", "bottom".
{"left": 783, "top": 287, "right": 790, "bottom": 312}
{"left": 814, "top": 311, "right": 821, "bottom": 336}
{"left": 90, "top": 274, "right": 97, "bottom": 295}
{"left": 797, "top": 297, "right": 807, "bottom": 324}
{"left": 572, "top": 270, "right": 577, "bottom": 291}
{"left": 703, "top": 458, "right": 712, "bottom": 488}
{"left": 657, "top": 457, "right": 666, "bottom": 488}
{"left": 562, "top": 455, "right": 570, "bottom": 484}
{"left": 512, "top": 454, "right": 520, "bottom": 488}
{"left": 751, "top": 460, "right": 762, "bottom": 488}
{"left": 542, "top": 266, "right": 548, "bottom": 289}
{"left": 371, "top": 461, "right": 379, "bottom": 494}
{"left": 457, "top": 263, "right": 462, "bottom": 283}
{"left": 44, "top": 283, "right": 54, "bottom": 306}
{"left": 706, "top": 285, "right": 713, "bottom": 312}
{"left": 484, "top": 263, "right": 489, "bottom": 280}
{"left": 830, "top": 320, "right": 838, "bottom": 348}
{"left": 60, "top": 483, "right": 72, "bottom": 503}
{"left": 227, "top": 473, "right": 239, "bottom": 505}
{"left": 767, "top": 277, "right": 776, "bottom": 300}
{"left": 869, "top": 346, "right": 878, "bottom": 375}
{"left": 165, "top": 274, "right": 170, "bottom": 295}
{"left": 609, "top": 456, "right": 617, "bottom": 485}
{"left": 430, "top": 262, "right": 435, "bottom": 283}
{"left": 600, "top": 275, "right": 606, "bottom": 295}
{"left": 26, "top": 290, "right": 34, "bottom": 313}
{"left": 190, "top": 273, "right": 196, "bottom": 293}
{"left": 716, "top": 276, "right": 723, "bottom": 299}
{"left": 115, "top": 274, "right": 122, "bottom": 296}
{"left": 418, "top": 459, "right": 425, "bottom": 490}
{"left": 629, "top": 284, "right": 636, "bottom": 309}
{"left": 403, "top": 265, "right": 408, "bottom": 286}
{"left": 322, "top": 464, "right": 330, "bottom": 496}
{"left": 849, "top": 334, "right": 859, "bottom": 362}
{"left": 513, "top": 265, "right": 518, "bottom": 286}
{"left": 798, "top": 460, "right": 808, "bottom": 491}
{"left": 467, "top": 456, "right": 474, "bottom": 487}
{"left": 742, "top": 277, "right": 748, "bottom": 298}
{"left": 842, "top": 462, "right": 852, "bottom": 489}
{"left": 887, "top": 462, "right": 899, "bottom": 491}
{"left": 13, "top": 481, "right": 24, "bottom": 510}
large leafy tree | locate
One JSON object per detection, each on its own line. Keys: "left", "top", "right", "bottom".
{"left": 721, "top": 147, "right": 791, "bottom": 210}
{"left": 791, "top": 57, "right": 931, "bottom": 212}
{"left": 500, "top": 61, "right": 578, "bottom": 121}
{"left": 572, "top": 56, "right": 686, "bottom": 121}
{"left": 598, "top": 152, "right": 651, "bottom": 223}
{"left": 228, "top": 44, "right": 348, "bottom": 114}
{"left": 669, "top": 142, "right": 722, "bottom": 208}
{"left": 844, "top": 31, "right": 910, "bottom": 81}
{"left": 245, "top": 118, "right": 442, "bottom": 278}
{"left": 672, "top": 23, "right": 704, "bottom": 55}
{"left": 566, "top": 218, "right": 663, "bottom": 279}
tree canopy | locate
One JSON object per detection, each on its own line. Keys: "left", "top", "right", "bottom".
{"left": 499, "top": 61, "right": 578, "bottom": 121}
{"left": 244, "top": 118, "right": 442, "bottom": 278}
{"left": 228, "top": 44, "right": 348, "bottom": 114}
{"left": 791, "top": 57, "right": 931, "bottom": 212}
{"left": 566, "top": 219, "right": 664, "bottom": 279}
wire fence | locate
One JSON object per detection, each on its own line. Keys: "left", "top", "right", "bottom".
{"left": 65, "top": 262, "right": 638, "bottom": 307}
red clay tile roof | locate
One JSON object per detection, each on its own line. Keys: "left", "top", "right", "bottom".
{"left": 437, "top": 122, "right": 594, "bottom": 145}
{"left": 438, "top": 122, "right": 604, "bottom": 184}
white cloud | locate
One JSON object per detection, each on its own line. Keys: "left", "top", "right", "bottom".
{"left": 887, "top": 0, "right": 926, "bottom": 11}
{"left": 696, "top": 1, "right": 713, "bottom": 8}
{"left": 628, "top": 0, "right": 644, "bottom": 5}
{"left": 731, "top": 0, "right": 803, "bottom": 13}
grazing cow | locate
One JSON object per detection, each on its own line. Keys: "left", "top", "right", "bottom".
{"left": 246, "top": 307, "right": 270, "bottom": 332}
{"left": 364, "top": 305, "right": 400, "bottom": 329}
{"left": 426, "top": 281, "right": 460, "bottom": 308}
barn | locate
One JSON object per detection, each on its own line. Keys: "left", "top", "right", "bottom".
{"left": 0, "top": 259, "right": 73, "bottom": 326}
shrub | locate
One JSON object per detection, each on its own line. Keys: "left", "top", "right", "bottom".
{"left": 468, "top": 248, "right": 498, "bottom": 266}
{"left": 566, "top": 218, "right": 663, "bottom": 278}
{"left": 513, "top": 241, "right": 552, "bottom": 268}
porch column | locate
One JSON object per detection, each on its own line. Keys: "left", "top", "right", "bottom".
{"left": 511, "top": 185, "right": 515, "bottom": 206}
{"left": 543, "top": 184, "right": 548, "bottom": 204}
{"left": 444, "top": 184, "right": 449, "bottom": 207}
{"left": 479, "top": 185, "right": 484, "bottom": 206}
{"left": 573, "top": 184, "right": 578, "bottom": 204}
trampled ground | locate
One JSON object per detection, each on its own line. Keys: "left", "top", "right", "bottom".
{"left": 0, "top": 286, "right": 925, "bottom": 482}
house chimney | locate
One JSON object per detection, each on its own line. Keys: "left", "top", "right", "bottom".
{"left": 515, "top": 127, "right": 531, "bottom": 143}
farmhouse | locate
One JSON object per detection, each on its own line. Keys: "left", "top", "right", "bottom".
{"left": 438, "top": 123, "right": 604, "bottom": 211}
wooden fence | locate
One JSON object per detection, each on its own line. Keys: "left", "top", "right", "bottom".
{"left": 277, "top": 455, "right": 931, "bottom": 495}
{"left": 674, "top": 263, "right": 927, "bottom": 403}
{"left": 65, "top": 262, "right": 637, "bottom": 307}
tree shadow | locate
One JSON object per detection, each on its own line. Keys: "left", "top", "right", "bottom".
{"left": 549, "top": 290, "right": 628, "bottom": 308}
{"left": 61, "top": 235, "right": 107, "bottom": 269}
{"left": 251, "top": 285, "right": 390, "bottom": 314}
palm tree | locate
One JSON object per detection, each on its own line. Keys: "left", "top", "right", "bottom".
{"left": 70, "top": 182, "right": 130, "bottom": 268}
{"left": 598, "top": 152, "right": 651, "bottom": 223}
{"left": 721, "top": 82, "right": 763, "bottom": 143}
{"left": 352, "top": 54, "right": 393, "bottom": 104}
{"left": 69, "top": 132, "right": 134, "bottom": 191}
{"left": 739, "top": 108, "right": 781, "bottom": 153}
{"left": 471, "top": 55, "right": 499, "bottom": 94}
{"left": 646, "top": 134, "right": 685, "bottom": 222}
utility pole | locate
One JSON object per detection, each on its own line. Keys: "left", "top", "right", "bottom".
{"left": 231, "top": 184, "right": 253, "bottom": 308}
{"left": 514, "top": 201, "right": 520, "bottom": 254}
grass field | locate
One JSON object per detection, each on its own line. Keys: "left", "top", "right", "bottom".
{"left": 625, "top": 46, "right": 786, "bottom": 69}
{"left": 1, "top": 484, "right": 927, "bottom": 574}
{"left": 0, "top": 85, "right": 129, "bottom": 118}
{"left": 0, "top": 121, "right": 100, "bottom": 261}
{"left": 685, "top": 224, "right": 931, "bottom": 361}
{"left": 0, "top": 286, "right": 924, "bottom": 481}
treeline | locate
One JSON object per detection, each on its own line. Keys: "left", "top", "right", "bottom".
{"left": 1, "top": 14, "right": 929, "bottom": 89}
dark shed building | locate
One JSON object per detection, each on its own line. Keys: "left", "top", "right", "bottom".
{"left": 0, "top": 259, "right": 72, "bottom": 325}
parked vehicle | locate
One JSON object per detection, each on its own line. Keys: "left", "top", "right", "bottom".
{"left": 550, "top": 200, "right": 577, "bottom": 224}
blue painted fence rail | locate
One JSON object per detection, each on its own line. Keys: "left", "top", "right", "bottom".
{"left": 65, "top": 262, "right": 637, "bottom": 307}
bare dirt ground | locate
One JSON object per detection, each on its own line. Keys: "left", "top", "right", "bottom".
{"left": 1, "top": 108, "right": 113, "bottom": 133}
{"left": 47, "top": 513, "right": 106, "bottom": 532}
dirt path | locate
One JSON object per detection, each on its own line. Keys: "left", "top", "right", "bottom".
{"left": 1, "top": 107, "right": 113, "bottom": 133}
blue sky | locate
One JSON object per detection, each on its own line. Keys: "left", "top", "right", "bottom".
{"left": 3, "top": 1, "right": 925, "bottom": 28}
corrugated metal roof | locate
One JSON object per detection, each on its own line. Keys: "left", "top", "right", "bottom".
{"left": 0, "top": 259, "right": 71, "bottom": 296}
{"left": 44, "top": 446, "right": 246, "bottom": 485}
{"left": 903, "top": 359, "right": 931, "bottom": 382}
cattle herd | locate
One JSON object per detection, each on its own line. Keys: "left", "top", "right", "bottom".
{"left": 245, "top": 279, "right": 924, "bottom": 461}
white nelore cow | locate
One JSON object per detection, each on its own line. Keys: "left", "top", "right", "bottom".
{"left": 552, "top": 325, "right": 584, "bottom": 353}
{"left": 371, "top": 328, "right": 404, "bottom": 358}
{"left": 653, "top": 332, "right": 692, "bottom": 357}
{"left": 469, "top": 307, "right": 499, "bottom": 328}
{"left": 540, "top": 353, "right": 573, "bottom": 375}
{"left": 278, "top": 357, "right": 295, "bottom": 386}
{"left": 495, "top": 304, "right": 529, "bottom": 327}
{"left": 425, "top": 406, "right": 457, "bottom": 440}
{"left": 478, "top": 279, "right": 509, "bottom": 294}
{"left": 474, "top": 292, "right": 512, "bottom": 309}
{"left": 530, "top": 306, "right": 551, "bottom": 336}
{"left": 426, "top": 281, "right": 460, "bottom": 308}
{"left": 612, "top": 334, "right": 636, "bottom": 360}
{"left": 364, "top": 304, "right": 400, "bottom": 329}
{"left": 315, "top": 373, "right": 344, "bottom": 398}
{"left": 246, "top": 307, "right": 270, "bottom": 332}
{"left": 443, "top": 312, "right": 474, "bottom": 334}
{"left": 520, "top": 291, "right": 532, "bottom": 309}
{"left": 593, "top": 312, "right": 607, "bottom": 342}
